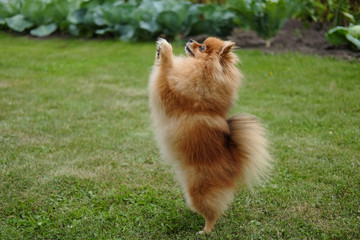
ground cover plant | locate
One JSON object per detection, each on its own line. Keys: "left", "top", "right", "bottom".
{"left": 326, "top": 24, "right": 360, "bottom": 50}
{"left": 0, "top": 0, "right": 235, "bottom": 40}
{"left": 0, "top": 33, "right": 359, "bottom": 239}
{"left": 228, "top": 0, "right": 302, "bottom": 47}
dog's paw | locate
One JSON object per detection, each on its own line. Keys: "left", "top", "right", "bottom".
{"left": 197, "top": 230, "right": 211, "bottom": 235}
{"left": 156, "top": 38, "right": 172, "bottom": 59}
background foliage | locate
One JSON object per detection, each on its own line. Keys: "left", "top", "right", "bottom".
{"left": 295, "top": 0, "right": 360, "bottom": 27}
{"left": 0, "top": 0, "right": 359, "bottom": 48}
{"left": 228, "top": 0, "right": 302, "bottom": 46}
{"left": 0, "top": 0, "right": 235, "bottom": 40}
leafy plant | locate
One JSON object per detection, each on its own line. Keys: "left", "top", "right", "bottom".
{"left": 0, "top": 0, "right": 22, "bottom": 18}
{"left": 326, "top": 24, "right": 360, "bottom": 50}
{"left": 186, "top": 3, "right": 236, "bottom": 37}
{"left": 228, "top": 0, "right": 302, "bottom": 47}
{"left": 0, "top": 0, "right": 236, "bottom": 41}
{"left": 30, "top": 23, "right": 57, "bottom": 37}
{"left": 91, "top": 0, "right": 235, "bottom": 41}
{"left": 4, "top": 14, "right": 33, "bottom": 32}
{"left": 295, "top": 0, "right": 360, "bottom": 27}
{"left": 93, "top": 0, "right": 194, "bottom": 41}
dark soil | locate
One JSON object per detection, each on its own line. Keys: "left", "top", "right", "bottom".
{"left": 229, "top": 20, "right": 360, "bottom": 60}
{"left": 191, "top": 20, "right": 359, "bottom": 60}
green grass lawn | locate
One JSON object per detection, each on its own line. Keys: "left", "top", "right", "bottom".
{"left": 0, "top": 32, "right": 359, "bottom": 239}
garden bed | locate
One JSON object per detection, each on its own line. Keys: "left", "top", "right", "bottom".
{"left": 229, "top": 20, "right": 360, "bottom": 60}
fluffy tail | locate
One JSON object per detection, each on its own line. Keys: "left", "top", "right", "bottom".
{"left": 227, "top": 114, "right": 272, "bottom": 186}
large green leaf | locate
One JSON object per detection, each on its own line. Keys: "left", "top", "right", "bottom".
{"left": 21, "top": 0, "right": 49, "bottom": 25}
{"left": 30, "top": 23, "right": 57, "bottom": 37}
{"left": 92, "top": 6, "right": 107, "bottom": 26}
{"left": 0, "top": 0, "right": 22, "bottom": 18}
{"left": 157, "top": 11, "right": 180, "bottom": 29}
{"left": 95, "top": 27, "right": 114, "bottom": 35}
{"left": 185, "top": 3, "right": 235, "bottom": 37}
{"left": 5, "top": 14, "right": 33, "bottom": 32}
{"left": 348, "top": 25, "right": 360, "bottom": 38}
{"left": 161, "top": 0, "right": 190, "bottom": 23}
{"left": 326, "top": 25, "right": 360, "bottom": 49}
{"left": 156, "top": 11, "right": 181, "bottom": 38}
{"left": 189, "top": 20, "right": 214, "bottom": 36}
{"left": 132, "top": 1, "right": 159, "bottom": 23}
{"left": 346, "top": 34, "right": 360, "bottom": 50}
{"left": 326, "top": 26, "right": 349, "bottom": 45}
{"left": 0, "top": 16, "right": 5, "bottom": 25}
{"left": 117, "top": 24, "right": 136, "bottom": 41}
{"left": 43, "top": 0, "right": 83, "bottom": 24}
{"left": 101, "top": 2, "right": 124, "bottom": 24}
{"left": 68, "top": 8, "right": 87, "bottom": 24}
{"left": 198, "top": 4, "right": 216, "bottom": 19}
{"left": 68, "top": 24, "right": 80, "bottom": 36}
{"left": 182, "top": 4, "right": 201, "bottom": 31}
{"left": 139, "top": 20, "right": 158, "bottom": 33}
{"left": 100, "top": 2, "right": 136, "bottom": 26}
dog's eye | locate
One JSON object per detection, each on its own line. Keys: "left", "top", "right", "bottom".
{"left": 199, "top": 46, "right": 205, "bottom": 51}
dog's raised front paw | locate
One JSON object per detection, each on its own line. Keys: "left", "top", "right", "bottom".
{"left": 156, "top": 38, "right": 172, "bottom": 59}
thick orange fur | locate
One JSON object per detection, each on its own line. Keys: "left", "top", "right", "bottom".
{"left": 149, "top": 37, "right": 271, "bottom": 234}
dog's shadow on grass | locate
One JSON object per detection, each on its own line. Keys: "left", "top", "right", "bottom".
{"left": 162, "top": 208, "right": 218, "bottom": 239}
{"left": 162, "top": 205, "right": 236, "bottom": 239}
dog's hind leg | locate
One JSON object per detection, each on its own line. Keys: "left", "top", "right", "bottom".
{"left": 188, "top": 183, "right": 235, "bottom": 234}
{"left": 199, "top": 217, "right": 217, "bottom": 235}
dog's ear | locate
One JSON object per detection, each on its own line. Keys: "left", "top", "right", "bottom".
{"left": 219, "top": 41, "right": 235, "bottom": 56}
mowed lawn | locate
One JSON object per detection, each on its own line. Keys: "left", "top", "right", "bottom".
{"left": 0, "top": 32, "right": 359, "bottom": 239}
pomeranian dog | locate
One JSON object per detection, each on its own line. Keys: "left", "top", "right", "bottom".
{"left": 148, "top": 37, "right": 271, "bottom": 234}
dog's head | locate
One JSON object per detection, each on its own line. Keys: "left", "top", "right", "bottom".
{"left": 185, "top": 37, "right": 235, "bottom": 62}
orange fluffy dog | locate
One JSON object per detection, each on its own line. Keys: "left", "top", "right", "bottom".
{"left": 149, "top": 37, "right": 271, "bottom": 234}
